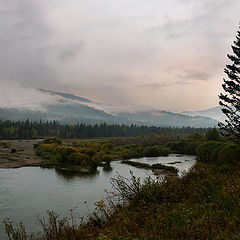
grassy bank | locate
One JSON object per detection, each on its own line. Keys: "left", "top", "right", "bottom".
{"left": 95, "top": 163, "right": 240, "bottom": 239}
{"left": 121, "top": 160, "right": 178, "bottom": 174}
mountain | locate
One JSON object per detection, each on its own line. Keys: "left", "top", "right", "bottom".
{"left": 0, "top": 89, "right": 218, "bottom": 127}
{"left": 38, "top": 89, "right": 92, "bottom": 103}
{"left": 181, "top": 106, "right": 225, "bottom": 122}
{"left": 115, "top": 109, "right": 218, "bottom": 128}
{"left": 0, "top": 101, "right": 122, "bottom": 124}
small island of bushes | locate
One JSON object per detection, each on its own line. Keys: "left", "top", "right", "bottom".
{"left": 35, "top": 137, "right": 173, "bottom": 173}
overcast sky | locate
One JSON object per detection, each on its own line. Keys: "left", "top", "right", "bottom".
{"left": 0, "top": 0, "right": 239, "bottom": 112}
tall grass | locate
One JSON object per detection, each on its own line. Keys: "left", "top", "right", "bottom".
{"left": 121, "top": 160, "right": 178, "bottom": 174}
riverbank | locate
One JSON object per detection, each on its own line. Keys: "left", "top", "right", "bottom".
{"left": 0, "top": 140, "right": 42, "bottom": 168}
{"left": 121, "top": 159, "right": 179, "bottom": 174}
{"left": 83, "top": 141, "right": 240, "bottom": 239}
{"left": 91, "top": 162, "right": 240, "bottom": 239}
{"left": 0, "top": 154, "right": 196, "bottom": 240}
{"left": 4, "top": 141, "right": 240, "bottom": 240}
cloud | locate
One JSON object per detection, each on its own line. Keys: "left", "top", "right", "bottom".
{"left": 0, "top": 81, "right": 60, "bottom": 111}
{"left": 0, "top": 0, "right": 56, "bottom": 88}
{"left": 138, "top": 69, "right": 210, "bottom": 92}
{"left": 138, "top": 82, "right": 172, "bottom": 90}
{"left": 0, "top": 0, "right": 239, "bottom": 111}
{"left": 181, "top": 69, "right": 211, "bottom": 81}
{"left": 58, "top": 41, "right": 85, "bottom": 62}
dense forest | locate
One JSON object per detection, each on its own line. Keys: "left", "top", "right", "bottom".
{"left": 0, "top": 120, "right": 210, "bottom": 139}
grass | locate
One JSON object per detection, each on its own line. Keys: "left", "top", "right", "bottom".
{"left": 121, "top": 160, "right": 178, "bottom": 174}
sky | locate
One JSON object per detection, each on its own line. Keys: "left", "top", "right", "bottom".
{"left": 0, "top": 0, "right": 239, "bottom": 112}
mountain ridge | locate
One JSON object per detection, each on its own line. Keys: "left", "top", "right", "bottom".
{"left": 0, "top": 89, "right": 219, "bottom": 127}
{"left": 181, "top": 106, "right": 225, "bottom": 122}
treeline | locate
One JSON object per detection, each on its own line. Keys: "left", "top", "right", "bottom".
{"left": 0, "top": 120, "right": 210, "bottom": 139}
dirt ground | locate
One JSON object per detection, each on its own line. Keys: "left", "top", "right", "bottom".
{"left": 0, "top": 139, "right": 43, "bottom": 168}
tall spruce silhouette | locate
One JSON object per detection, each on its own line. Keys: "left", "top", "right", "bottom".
{"left": 219, "top": 22, "right": 240, "bottom": 142}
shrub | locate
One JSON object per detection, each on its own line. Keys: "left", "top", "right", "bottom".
{"left": 167, "top": 141, "right": 201, "bottom": 155}
{"left": 196, "top": 142, "right": 240, "bottom": 165}
{"left": 196, "top": 142, "right": 221, "bottom": 162}
{"left": 55, "top": 146, "right": 77, "bottom": 163}
{"left": 10, "top": 148, "right": 17, "bottom": 154}
{"left": 183, "top": 142, "right": 199, "bottom": 155}
{"left": 0, "top": 141, "right": 10, "bottom": 148}
{"left": 43, "top": 137, "right": 62, "bottom": 145}
{"left": 36, "top": 144, "right": 56, "bottom": 160}
{"left": 218, "top": 143, "right": 240, "bottom": 164}
{"left": 102, "top": 155, "right": 112, "bottom": 165}
{"left": 152, "top": 163, "right": 178, "bottom": 174}
{"left": 143, "top": 145, "right": 170, "bottom": 157}
{"left": 79, "top": 147, "right": 96, "bottom": 158}
{"left": 68, "top": 152, "right": 82, "bottom": 165}
{"left": 121, "top": 160, "right": 178, "bottom": 174}
{"left": 166, "top": 141, "right": 188, "bottom": 153}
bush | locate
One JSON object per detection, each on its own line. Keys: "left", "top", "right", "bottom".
{"left": 43, "top": 137, "right": 62, "bottom": 145}
{"left": 196, "top": 142, "right": 240, "bottom": 165}
{"left": 218, "top": 143, "right": 240, "bottom": 164}
{"left": 0, "top": 141, "right": 10, "bottom": 148}
{"left": 166, "top": 141, "right": 189, "bottom": 153}
{"left": 167, "top": 141, "right": 201, "bottom": 155}
{"left": 36, "top": 144, "right": 56, "bottom": 160}
{"left": 68, "top": 152, "right": 83, "bottom": 165}
{"left": 79, "top": 147, "right": 96, "bottom": 158}
{"left": 121, "top": 160, "right": 178, "bottom": 174}
{"left": 102, "top": 155, "right": 112, "bottom": 165}
{"left": 143, "top": 145, "right": 170, "bottom": 157}
{"left": 10, "top": 148, "right": 17, "bottom": 154}
{"left": 152, "top": 163, "right": 178, "bottom": 174}
{"left": 183, "top": 142, "right": 199, "bottom": 155}
{"left": 55, "top": 146, "right": 77, "bottom": 163}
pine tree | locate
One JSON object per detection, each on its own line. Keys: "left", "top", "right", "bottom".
{"left": 219, "top": 22, "right": 240, "bottom": 142}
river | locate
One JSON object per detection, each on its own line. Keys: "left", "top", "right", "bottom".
{"left": 0, "top": 154, "right": 195, "bottom": 239}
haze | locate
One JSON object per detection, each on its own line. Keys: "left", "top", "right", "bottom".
{"left": 0, "top": 0, "right": 239, "bottom": 112}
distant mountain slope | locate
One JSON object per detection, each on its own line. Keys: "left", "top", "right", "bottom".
{"left": 38, "top": 89, "right": 92, "bottom": 103}
{"left": 0, "top": 101, "right": 122, "bottom": 125}
{"left": 116, "top": 109, "right": 218, "bottom": 128}
{"left": 0, "top": 89, "right": 219, "bottom": 127}
{"left": 181, "top": 106, "right": 225, "bottom": 122}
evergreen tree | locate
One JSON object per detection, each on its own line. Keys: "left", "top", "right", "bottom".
{"left": 206, "top": 128, "right": 219, "bottom": 141}
{"left": 219, "top": 22, "right": 240, "bottom": 142}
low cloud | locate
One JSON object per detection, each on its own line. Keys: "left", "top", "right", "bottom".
{"left": 181, "top": 69, "right": 211, "bottom": 81}
{"left": 58, "top": 41, "right": 85, "bottom": 62}
{"left": 0, "top": 0, "right": 239, "bottom": 111}
{"left": 138, "top": 82, "right": 172, "bottom": 90}
{"left": 0, "top": 81, "right": 60, "bottom": 111}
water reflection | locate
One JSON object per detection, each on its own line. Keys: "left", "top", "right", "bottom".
{"left": 0, "top": 154, "right": 196, "bottom": 240}
{"left": 55, "top": 168, "right": 100, "bottom": 181}
{"left": 102, "top": 165, "right": 113, "bottom": 172}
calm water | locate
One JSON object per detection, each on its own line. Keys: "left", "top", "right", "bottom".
{"left": 0, "top": 154, "right": 195, "bottom": 239}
